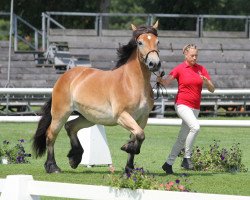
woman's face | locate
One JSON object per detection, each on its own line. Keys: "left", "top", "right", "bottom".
{"left": 184, "top": 48, "right": 198, "bottom": 66}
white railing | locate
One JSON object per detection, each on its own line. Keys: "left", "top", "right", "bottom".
{"left": 1, "top": 88, "right": 250, "bottom": 95}
{"left": 0, "top": 88, "right": 52, "bottom": 95}
{"left": 1, "top": 87, "right": 250, "bottom": 116}
{"left": 0, "top": 175, "right": 250, "bottom": 200}
{"left": 0, "top": 116, "right": 249, "bottom": 127}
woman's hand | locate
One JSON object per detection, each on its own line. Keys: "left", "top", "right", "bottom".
{"left": 200, "top": 75, "right": 215, "bottom": 93}
{"left": 157, "top": 76, "right": 163, "bottom": 84}
{"left": 157, "top": 75, "right": 174, "bottom": 87}
{"left": 200, "top": 75, "right": 208, "bottom": 83}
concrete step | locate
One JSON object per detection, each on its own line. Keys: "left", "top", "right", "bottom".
{"left": 0, "top": 66, "right": 58, "bottom": 74}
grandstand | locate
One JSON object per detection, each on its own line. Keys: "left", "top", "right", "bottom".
{"left": 0, "top": 13, "right": 250, "bottom": 116}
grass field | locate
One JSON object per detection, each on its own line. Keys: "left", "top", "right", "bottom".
{"left": 0, "top": 119, "right": 250, "bottom": 199}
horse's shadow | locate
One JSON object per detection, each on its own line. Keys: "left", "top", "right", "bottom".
{"left": 62, "top": 167, "right": 124, "bottom": 175}
{"left": 62, "top": 167, "right": 218, "bottom": 178}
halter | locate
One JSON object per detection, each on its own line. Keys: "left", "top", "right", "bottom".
{"left": 135, "top": 33, "right": 159, "bottom": 64}
{"left": 144, "top": 49, "right": 159, "bottom": 63}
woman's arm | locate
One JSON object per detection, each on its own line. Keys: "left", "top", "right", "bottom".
{"left": 201, "top": 76, "right": 215, "bottom": 93}
{"left": 157, "top": 75, "right": 175, "bottom": 87}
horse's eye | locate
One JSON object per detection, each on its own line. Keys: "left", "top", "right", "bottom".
{"left": 137, "top": 41, "right": 143, "bottom": 46}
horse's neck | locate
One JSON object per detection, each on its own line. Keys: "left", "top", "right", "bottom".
{"left": 123, "top": 51, "right": 152, "bottom": 88}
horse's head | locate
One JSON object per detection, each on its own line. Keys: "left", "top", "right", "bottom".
{"left": 131, "top": 21, "right": 161, "bottom": 72}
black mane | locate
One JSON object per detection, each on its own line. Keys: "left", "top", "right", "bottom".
{"left": 113, "top": 25, "right": 158, "bottom": 69}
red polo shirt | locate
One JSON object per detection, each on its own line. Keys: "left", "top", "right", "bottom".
{"left": 169, "top": 61, "right": 211, "bottom": 109}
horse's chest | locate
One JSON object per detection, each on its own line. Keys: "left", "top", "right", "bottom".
{"left": 133, "top": 97, "right": 152, "bottom": 118}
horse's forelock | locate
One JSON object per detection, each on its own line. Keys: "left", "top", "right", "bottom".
{"left": 133, "top": 25, "right": 158, "bottom": 40}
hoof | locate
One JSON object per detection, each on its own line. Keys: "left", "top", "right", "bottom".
{"left": 67, "top": 148, "right": 83, "bottom": 169}
{"left": 125, "top": 165, "right": 134, "bottom": 174}
{"left": 68, "top": 156, "right": 82, "bottom": 169}
{"left": 121, "top": 142, "right": 140, "bottom": 154}
{"left": 44, "top": 162, "right": 61, "bottom": 173}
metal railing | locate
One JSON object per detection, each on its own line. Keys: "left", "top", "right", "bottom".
{"left": 152, "top": 89, "right": 250, "bottom": 117}
{"left": 0, "top": 88, "right": 250, "bottom": 117}
{"left": 0, "top": 12, "right": 43, "bottom": 52}
{"left": 42, "top": 12, "right": 250, "bottom": 49}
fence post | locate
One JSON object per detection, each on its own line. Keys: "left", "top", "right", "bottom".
{"left": 196, "top": 16, "right": 203, "bottom": 37}
{"left": 0, "top": 175, "right": 40, "bottom": 200}
{"left": 246, "top": 17, "right": 250, "bottom": 38}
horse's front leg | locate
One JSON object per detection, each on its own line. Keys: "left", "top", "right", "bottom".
{"left": 118, "top": 112, "right": 145, "bottom": 155}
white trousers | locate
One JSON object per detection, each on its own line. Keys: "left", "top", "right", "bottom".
{"left": 166, "top": 104, "right": 200, "bottom": 165}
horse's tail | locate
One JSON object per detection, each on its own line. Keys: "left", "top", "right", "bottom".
{"left": 32, "top": 98, "right": 52, "bottom": 158}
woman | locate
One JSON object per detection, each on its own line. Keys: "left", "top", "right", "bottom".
{"left": 157, "top": 44, "right": 215, "bottom": 174}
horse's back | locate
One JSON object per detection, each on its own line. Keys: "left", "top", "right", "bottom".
{"left": 54, "top": 66, "right": 99, "bottom": 89}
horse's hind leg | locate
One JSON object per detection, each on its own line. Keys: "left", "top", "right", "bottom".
{"left": 125, "top": 153, "right": 135, "bottom": 174}
{"left": 45, "top": 113, "right": 71, "bottom": 173}
{"left": 65, "top": 115, "right": 94, "bottom": 169}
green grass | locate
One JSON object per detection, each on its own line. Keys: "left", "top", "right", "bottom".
{"left": 0, "top": 121, "right": 250, "bottom": 199}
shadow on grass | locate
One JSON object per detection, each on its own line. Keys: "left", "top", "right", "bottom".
{"left": 152, "top": 170, "right": 225, "bottom": 178}
{"left": 62, "top": 168, "right": 125, "bottom": 175}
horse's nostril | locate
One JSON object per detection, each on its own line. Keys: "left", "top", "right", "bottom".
{"left": 149, "top": 61, "right": 154, "bottom": 67}
{"left": 158, "top": 61, "right": 161, "bottom": 68}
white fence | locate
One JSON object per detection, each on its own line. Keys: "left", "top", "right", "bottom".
{"left": 0, "top": 116, "right": 250, "bottom": 127}
{"left": 0, "top": 175, "right": 250, "bottom": 200}
{"left": 1, "top": 87, "right": 250, "bottom": 95}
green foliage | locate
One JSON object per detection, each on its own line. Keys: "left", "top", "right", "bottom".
{"left": 191, "top": 140, "right": 248, "bottom": 172}
{"left": 108, "top": 167, "right": 191, "bottom": 192}
{"left": 110, "top": 0, "right": 144, "bottom": 13}
{"left": 0, "top": 139, "right": 31, "bottom": 164}
{"left": 0, "top": 0, "right": 102, "bottom": 29}
{"left": 0, "top": 19, "right": 9, "bottom": 30}
{"left": 0, "top": 19, "right": 9, "bottom": 40}
{"left": 109, "top": 168, "right": 159, "bottom": 190}
{"left": 107, "top": 0, "right": 145, "bottom": 29}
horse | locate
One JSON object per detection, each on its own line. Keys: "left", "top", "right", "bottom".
{"left": 32, "top": 21, "right": 161, "bottom": 173}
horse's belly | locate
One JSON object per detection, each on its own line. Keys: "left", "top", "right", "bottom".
{"left": 76, "top": 105, "right": 117, "bottom": 125}
{"left": 86, "top": 113, "right": 117, "bottom": 125}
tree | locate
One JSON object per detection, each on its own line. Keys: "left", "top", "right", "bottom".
{"left": 0, "top": 0, "right": 108, "bottom": 29}
{"left": 1, "top": 0, "right": 250, "bottom": 31}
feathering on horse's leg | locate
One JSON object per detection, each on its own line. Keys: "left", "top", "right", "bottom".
{"left": 45, "top": 118, "right": 67, "bottom": 173}
{"left": 65, "top": 115, "right": 95, "bottom": 169}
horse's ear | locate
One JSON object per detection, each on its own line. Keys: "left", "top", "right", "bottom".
{"left": 152, "top": 20, "right": 159, "bottom": 29}
{"left": 131, "top": 24, "right": 137, "bottom": 31}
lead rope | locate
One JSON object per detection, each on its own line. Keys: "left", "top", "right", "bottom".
{"left": 152, "top": 71, "right": 167, "bottom": 100}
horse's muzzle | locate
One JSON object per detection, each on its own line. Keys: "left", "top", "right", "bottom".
{"left": 149, "top": 61, "right": 161, "bottom": 72}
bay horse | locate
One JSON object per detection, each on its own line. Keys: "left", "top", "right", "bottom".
{"left": 32, "top": 21, "right": 161, "bottom": 173}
